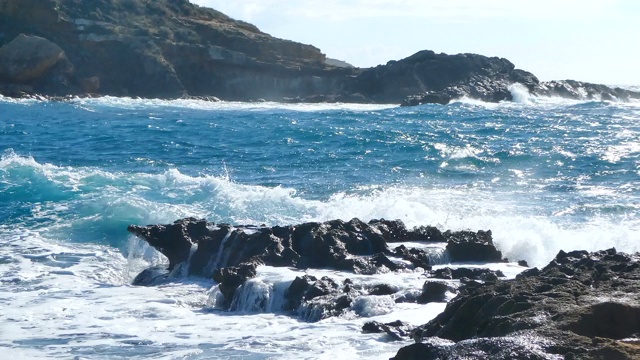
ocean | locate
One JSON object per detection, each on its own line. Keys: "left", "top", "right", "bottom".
{"left": 1, "top": 91, "right": 639, "bottom": 359}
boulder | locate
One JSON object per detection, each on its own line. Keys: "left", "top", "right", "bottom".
{"left": 444, "top": 229, "right": 503, "bottom": 263}
{"left": 0, "top": 34, "right": 67, "bottom": 82}
{"left": 417, "top": 281, "right": 450, "bottom": 304}
{"left": 362, "top": 320, "right": 414, "bottom": 341}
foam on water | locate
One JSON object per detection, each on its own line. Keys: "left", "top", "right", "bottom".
{"left": 2, "top": 151, "right": 639, "bottom": 268}
{"left": 2, "top": 96, "right": 639, "bottom": 358}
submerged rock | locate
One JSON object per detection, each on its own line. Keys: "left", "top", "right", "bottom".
{"left": 394, "top": 248, "right": 640, "bottom": 359}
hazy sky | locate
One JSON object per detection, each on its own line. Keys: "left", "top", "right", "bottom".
{"left": 191, "top": 0, "right": 639, "bottom": 85}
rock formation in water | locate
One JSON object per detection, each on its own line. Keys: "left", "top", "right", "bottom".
{"left": 128, "top": 217, "right": 504, "bottom": 319}
{"left": 1, "top": 0, "right": 639, "bottom": 103}
{"left": 392, "top": 248, "right": 640, "bottom": 360}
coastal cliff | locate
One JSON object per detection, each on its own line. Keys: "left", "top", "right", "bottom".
{"left": 1, "top": 0, "right": 639, "bottom": 103}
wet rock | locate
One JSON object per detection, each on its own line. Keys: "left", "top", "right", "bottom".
{"left": 398, "top": 248, "right": 640, "bottom": 359}
{"left": 128, "top": 217, "right": 198, "bottom": 270}
{"left": 418, "top": 281, "right": 450, "bottom": 304}
{"left": 393, "top": 245, "right": 432, "bottom": 270}
{"left": 517, "top": 259, "right": 529, "bottom": 267}
{"left": 533, "top": 80, "right": 640, "bottom": 102}
{"left": 444, "top": 229, "right": 503, "bottom": 263}
{"left": 368, "top": 284, "right": 400, "bottom": 296}
{"left": 391, "top": 336, "right": 551, "bottom": 360}
{"left": 362, "top": 320, "right": 414, "bottom": 341}
{"left": 431, "top": 267, "right": 505, "bottom": 281}
{"left": 212, "top": 262, "right": 258, "bottom": 308}
{"left": 129, "top": 217, "right": 452, "bottom": 277}
{"left": 128, "top": 218, "right": 496, "bottom": 311}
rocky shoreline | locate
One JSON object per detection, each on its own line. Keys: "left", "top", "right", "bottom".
{"left": 128, "top": 217, "right": 640, "bottom": 359}
{"left": 2, "top": 0, "right": 640, "bottom": 104}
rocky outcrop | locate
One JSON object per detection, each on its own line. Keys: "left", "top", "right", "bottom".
{"left": 0, "top": 34, "right": 76, "bottom": 96}
{"left": 393, "top": 248, "right": 640, "bottom": 359}
{"left": 128, "top": 217, "right": 505, "bottom": 310}
{"left": 2, "top": 0, "right": 639, "bottom": 103}
{"left": 355, "top": 50, "right": 539, "bottom": 105}
{"left": 0, "top": 0, "right": 353, "bottom": 99}
{"left": 533, "top": 80, "right": 640, "bottom": 101}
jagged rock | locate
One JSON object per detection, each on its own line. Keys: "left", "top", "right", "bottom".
{"left": 444, "top": 229, "right": 503, "bottom": 263}
{"left": 393, "top": 245, "right": 433, "bottom": 270}
{"left": 355, "top": 50, "right": 538, "bottom": 104}
{"left": 533, "top": 80, "right": 640, "bottom": 101}
{"left": 128, "top": 217, "right": 499, "bottom": 311}
{"left": 212, "top": 262, "right": 258, "bottom": 308}
{"left": 418, "top": 281, "right": 450, "bottom": 304}
{"left": 368, "top": 283, "right": 400, "bottom": 296}
{"left": 391, "top": 336, "right": 551, "bottom": 360}
{"left": 397, "top": 248, "right": 640, "bottom": 359}
{"left": 431, "top": 267, "right": 505, "bottom": 281}
{"left": 362, "top": 320, "right": 414, "bottom": 341}
{"left": 128, "top": 217, "right": 413, "bottom": 277}
{"left": 283, "top": 275, "right": 355, "bottom": 321}
{"left": 127, "top": 217, "right": 197, "bottom": 270}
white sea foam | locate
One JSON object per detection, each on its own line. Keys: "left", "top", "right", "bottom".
{"left": 3, "top": 151, "right": 639, "bottom": 269}
{"left": 66, "top": 96, "right": 398, "bottom": 113}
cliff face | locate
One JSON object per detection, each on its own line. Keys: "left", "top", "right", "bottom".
{"left": 0, "top": 0, "right": 638, "bottom": 103}
{"left": 0, "top": 0, "right": 354, "bottom": 99}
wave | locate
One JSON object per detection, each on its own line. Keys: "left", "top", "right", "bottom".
{"left": 0, "top": 95, "right": 398, "bottom": 112}
{"left": 4, "top": 92, "right": 639, "bottom": 114}
{"left": 2, "top": 152, "right": 639, "bottom": 267}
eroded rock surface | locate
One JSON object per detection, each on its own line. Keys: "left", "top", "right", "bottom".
{"left": 128, "top": 217, "right": 503, "bottom": 311}
{"left": 393, "top": 248, "right": 640, "bottom": 360}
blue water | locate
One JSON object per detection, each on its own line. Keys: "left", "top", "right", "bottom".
{"left": 2, "top": 97, "right": 639, "bottom": 246}
{"left": 1, "top": 95, "right": 640, "bottom": 358}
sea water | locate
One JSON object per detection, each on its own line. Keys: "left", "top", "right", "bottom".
{"left": 1, "top": 93, "right": 639, "bottom": 359}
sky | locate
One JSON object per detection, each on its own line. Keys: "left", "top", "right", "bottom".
{"left": 191, "top": 0, "right": 640, "bottom": 85}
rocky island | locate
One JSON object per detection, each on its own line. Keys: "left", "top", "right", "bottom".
{"left": 1, "top": 0, "right": 639, "bottom": 104}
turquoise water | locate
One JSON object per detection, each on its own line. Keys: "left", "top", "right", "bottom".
{"left": 1, "top": 96, "right": 639, "bottom": 358}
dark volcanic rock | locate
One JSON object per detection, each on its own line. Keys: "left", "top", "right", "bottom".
{"left": 417, "top": 281, "right": 450, "bottom": 304}
{"left": 128, "top": 217, "right": 498, "bottom": 311}
{"left": 362, "top": 320, "right": 414, "bottom": 341}
{"left": 431, "top": 267, "right": 505, "bottom": 281}
{"left": 356, "top": 50, "right": 538, "bottom": 104}
{"left": 534, "top": 80, "right": 640, "bottom": 102}
{"left": 393, "top": 245, "right": 433, "bottom": 270}
{"left": 212, "top": 262, "right": 259, "bottom": 308}
{"left": 128, "top": 217, "right": 469, "bottom": 278}
{"left": 395, "top": 248, "right": 640, "bottom": 360}
{"left": 444, "top": 229, "right": 503, "bottom": 263}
